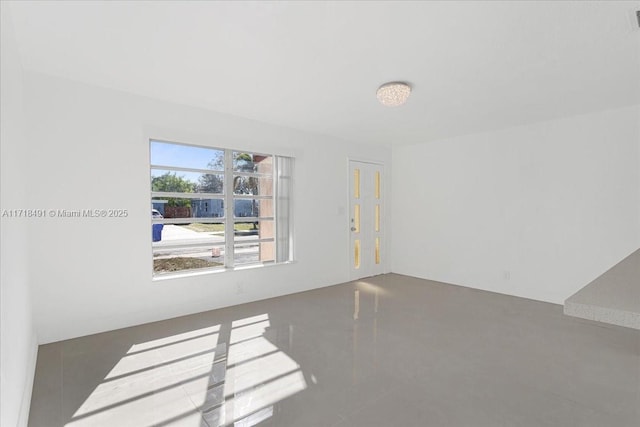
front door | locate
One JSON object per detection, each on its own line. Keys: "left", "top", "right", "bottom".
{"left": 349, "top": 160, "right": 384, "bottom": 280}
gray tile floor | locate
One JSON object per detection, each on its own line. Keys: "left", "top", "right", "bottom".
{"left": 29, "top": 274, "right": 640, "bottom": 427}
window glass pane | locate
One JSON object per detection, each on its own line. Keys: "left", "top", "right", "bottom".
{"left": 354, "top": 169, "right": 360, "bottom": 199}
{"left": 150, "top": 170, "right": 197, "bottom": 193}
{"left": 354, "top": 204, "right": 360, "bottom": 233}
{"left": 375, "top": 171, "right": 381, "bottom": 199}
{"left": 152, "top": 223, "right": 226, "bottom": 243}
{"left": 152, "top": 198, "right": 225, "bottom": 220}
{"left": 234, "top": 243, "right": 259, "bottom": 265}
{"left": 354, "top": 240, "right": 360, "bottom": 269}
{"left": 233, "top": 152, "right": 273, "bottom": 174}
{"left": 195, "top": 173, "right": 224, "bottom": 194}
{"left": 234, "top": 220, "right": 274, "bottom": 241}
{"left": 375, "top": 237, "right": 381, "bottom": 264}
{"left": 256, "top": 219, "right": 274, "bottom": 240}
{"left": 234, "top": 241, "right": 275, "bottom": 265}
{"left": 232, "top": 176, "right": 272, "bottom": 196}
{"left": 233, "top": 199, "right": 259, "bottom": 218}
{"left": 151, "top": 141, "right": 224, "bottom": 171}
{"left": 375, "top": 204, "right": 380, "bottom": 232}
{"left": 151, "top": 170, "right": 224, "bottom": 195}
{"left": 231, "top": 223, "right": 254, "bottom": 233}
{"left": 153, "top": 222, "right": 226, "bottom": 273}
{"left": 259, "top": 241, "right": 276, "bottom": 263}
{"left": 153, "top": 245, "right": 225, "bottom": 274}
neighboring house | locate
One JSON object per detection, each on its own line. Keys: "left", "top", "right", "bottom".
{"left": 151, "top": 200, "right": 167, "bottom": 216}
{"left": 164, "top": 199, "right": 258, "bottom": 219}
{"left": 191, "top": 199, "right": 224, "bottom": 218}
{"left": 234, "top": 199, "right": 259, "bottom": 218}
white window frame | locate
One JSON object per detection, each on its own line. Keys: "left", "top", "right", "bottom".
{"left": 150, "top": 139, "right": 293, "bottom": 278}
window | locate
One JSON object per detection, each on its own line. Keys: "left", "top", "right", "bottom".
{"left": 150, "top": 140, "right": 293, "bottom": 276}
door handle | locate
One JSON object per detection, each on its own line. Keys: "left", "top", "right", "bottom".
{"left": 351, "top": 227, "right": 356, "bottom": 232}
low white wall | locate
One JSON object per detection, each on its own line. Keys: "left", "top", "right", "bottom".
{"left": 23, "top": 72, "right": 391, "bottom": 344}
{"left": 1, "top": 5, "right": 38, "bottom": 426}
{"left": 392, "top": 105, "right": 640, "bottom": 304}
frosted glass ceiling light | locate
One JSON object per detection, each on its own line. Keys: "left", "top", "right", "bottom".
{"left": 376, "top": 82, "right": 411, "bottom": 107}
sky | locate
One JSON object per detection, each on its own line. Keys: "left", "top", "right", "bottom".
{"left": 150, "top": 140, "right": 269, "bottom": 185}
{"left": 150, "top": 140, "right": 223, "bottom": 183}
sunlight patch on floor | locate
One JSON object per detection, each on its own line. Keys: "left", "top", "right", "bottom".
{"left": 65, "top": 314, "right": 307, "bottom": 427}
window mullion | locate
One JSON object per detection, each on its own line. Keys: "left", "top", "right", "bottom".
{"left": 273, "top": 157, "right": 278, "bottom": 262}
{"left": 224, "top": 149, "right": 234, "bottom": 268}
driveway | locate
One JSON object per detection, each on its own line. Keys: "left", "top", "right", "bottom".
{"left": 153, "top": 225, "right": 260, "bottom": 264}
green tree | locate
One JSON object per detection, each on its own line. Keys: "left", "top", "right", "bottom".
{"left": 196, "top": 158, "right": 224, "bottom": 194}
{"left": 152, "top": 172, "right": 194, "bottom": 207}
{"left": 234, "top": 153, "right": 253, "bottom": 170}
{"left": 233, "top": 153, "right": 258, "bottom": 195}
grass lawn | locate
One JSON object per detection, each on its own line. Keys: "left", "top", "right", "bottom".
{"left": 154, "top": 257, "right": 222, "bottom": 273}
{"left": 182, "top": 223, "right": 257, "bottom": 233}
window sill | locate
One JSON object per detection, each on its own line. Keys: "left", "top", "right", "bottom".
{"left": 152, "top": 260, "right": 296, "bottom": 282}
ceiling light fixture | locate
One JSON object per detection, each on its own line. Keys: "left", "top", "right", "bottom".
{"left": 376, "top": 82, "right": 411, "bottom": 107}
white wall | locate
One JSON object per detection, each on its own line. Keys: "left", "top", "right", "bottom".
{"left": 21, "top": 72, "right": 391, "bottom": 344}
{"left": 0, "top": 5, "right": 38, "bottom": 427}
{"left": 392, "top": 105, "right": 640, "bottom": 304}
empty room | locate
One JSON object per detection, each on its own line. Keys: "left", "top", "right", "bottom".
{"left": 1, "top": 1, "right": 639, "bottom": 426}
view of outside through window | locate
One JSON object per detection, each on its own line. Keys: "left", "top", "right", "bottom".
{"left": 150, "top": 140, "right": 291, "bottom": 276}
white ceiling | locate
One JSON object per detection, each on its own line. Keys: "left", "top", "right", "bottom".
{"left": 6, "top": 1, "right": 640, "bottom": 146}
